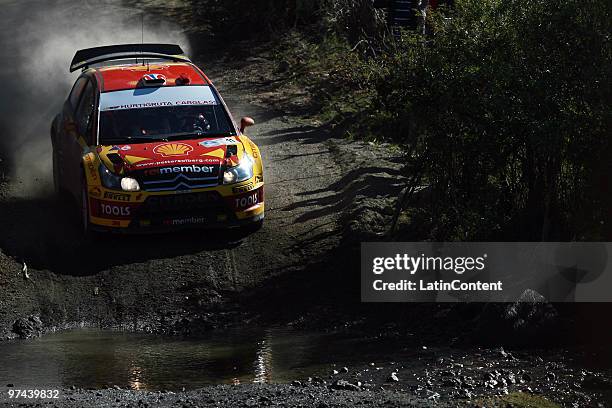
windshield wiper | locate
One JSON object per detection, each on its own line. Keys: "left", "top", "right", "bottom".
{"left": 163, "top": 132, "right": 234, "bottom": 141}
{"left": 101, "top": 136, "right": 167, "bottom": 144}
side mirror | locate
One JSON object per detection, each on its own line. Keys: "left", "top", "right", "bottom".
{"left": 240, "top": 117, "right": 255, "bottom": 133}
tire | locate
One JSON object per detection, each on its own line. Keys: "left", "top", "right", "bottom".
{"left": 79, "top": 179, "right": 94, "bottom": 239}
{"left": 241, "top": 219, "right": 263, "bottom": 234}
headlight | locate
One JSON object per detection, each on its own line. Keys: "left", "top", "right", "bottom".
{"left": 223, "top": 155, "right": 254, "bottom": 184}
{"left": 120, "top": 177, "right": 140, "bottom": 192}
{"left": 99, "top": 164, "right": 140, "bottom": 192}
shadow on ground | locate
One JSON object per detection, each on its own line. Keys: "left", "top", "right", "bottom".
{"left": 0, "top": 194, "right": 249, "bottom": 276}
{"left": 256, "top": 125, "right": 330, "bottom": 147}
{"left": 282, "top": 166, "right": 405, "bottom": 223}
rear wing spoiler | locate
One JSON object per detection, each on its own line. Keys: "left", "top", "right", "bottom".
{"left": 70, "top": 43, "right": 190, "bottom": 72}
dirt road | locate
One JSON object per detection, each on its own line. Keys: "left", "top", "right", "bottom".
{"left": 0, "top": 0, "right": 404, "bottom": 339}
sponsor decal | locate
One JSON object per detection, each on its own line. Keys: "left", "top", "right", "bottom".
{"left": 143, "top": 73, "right": 166, "bottom": 82}
{"left": 144, "top": 164, "right": 216, "bottom": 176}
{"left": 107, "top": 101, "right": 215, "bottom": 110}
{"left": 249, "top": 141, "right": 259, "bottom": 159}
{"left": 255, "top": 175, "right": 264, "bottom": 184}
{"left": 199, "top": 137, "right": 238, "bottom": 148}
{"left": 235, "top": 193, "right": 259, "bottom": 209}
{"left": 134, "top": 158, "right": 219, "bottom": 168}
{"left": 90, "top": 198, "right": 138, "bottom": 219}
{"left": 104, "top": 191, "right": 131, "bottom": 202}
{"left": 232, "top": 182, "right": 254, "bottom": 194}
{"left": 99, "top": 86, "right": 218, "bottom": 111}
{"left": 163, "top": 217, "right": 207, "bottom": 226}
{"left": 231, "top": 188, "right": 263, "bottom": 211}
{"left": 100, "top": 203, "right": 131, "bottom": 217}
{"left": 153, "top": 142, "right": 193, "bottom": 157}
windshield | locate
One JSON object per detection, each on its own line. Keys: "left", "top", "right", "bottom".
{"left": 98, "top": 86, "right": 234, "bottom": 144}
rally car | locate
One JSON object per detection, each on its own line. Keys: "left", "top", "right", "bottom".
{"left": 51, "top": 44, "right": 264, "bottom": 234}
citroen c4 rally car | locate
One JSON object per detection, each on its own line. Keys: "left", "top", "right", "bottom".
{"left": 51, "top": 44, "right": 264, "bottom": 233}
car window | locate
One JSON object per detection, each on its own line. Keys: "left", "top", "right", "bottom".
{"left": 69, "top": 77, "right": 88, "bottom": 108}
{"left": 75, "top": 80, "right": 96, "bottom": 138}
{"left": 100, "top": 105, "right": 232, "bottom": 143}
{"left": 98, "top": 86, "right": 235, "bottom": 144}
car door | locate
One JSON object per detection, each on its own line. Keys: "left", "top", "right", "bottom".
{"left": 59, "top": 76, "right": 97, "bottom": 198}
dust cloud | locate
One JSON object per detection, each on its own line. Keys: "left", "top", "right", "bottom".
{"left": 0, "top": 0, "right": 189, "bottom": 197}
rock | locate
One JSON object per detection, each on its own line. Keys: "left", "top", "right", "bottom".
{"left": 330, "top": 380, "right": 360, "bottom": 391}
{"left": 426, "top": 391, "right": 440, "bottom": 400}
{"left": 341, "top": 367, "right": 349, "bottom": 374}
{"left": 332, "top": 369, "right": 339, "bottom": 375}
{"left": 474, "top": 289, "right": 559, "bottom": 345}
{"left": 499, "top": 347, "right": 512, "bottom": 359}
{"left": 461, "top": 376, "right": 475, "bottom": 388}
{"left": 12, "top": 315, "right": 43, "bottom": 339}
{"left": 505, "top": 289, "right": 559, "bottom": 332}
{"left": 290, "top": 380, "right": 302, "bottom": 387}
{"left": 388, "top": 372, "right": 400, "bottom": 382}
{"left": 484, "top": 379, "right": 498, "bottom": 388}
{"left": 310, "top": 376, "right": 325, "bottom": 385}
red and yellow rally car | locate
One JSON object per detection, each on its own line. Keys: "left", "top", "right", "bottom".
{"left": 51, "top": 44, "right": 264, "bottom": 233}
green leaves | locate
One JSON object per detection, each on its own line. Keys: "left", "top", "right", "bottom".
{"left": 362, "top": 0, "right": 611, "bottom": 240}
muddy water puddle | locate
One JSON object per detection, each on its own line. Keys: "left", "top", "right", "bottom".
{"left": 0, "top": 328, "right": 402, "bottom": 391}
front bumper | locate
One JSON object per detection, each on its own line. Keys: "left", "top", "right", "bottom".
{"left": 86, "top": 178, "right": 264, "bottom": 232}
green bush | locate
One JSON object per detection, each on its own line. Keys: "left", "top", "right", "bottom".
{"left": 368, "top": 0, "right": 611, "bottom": 240}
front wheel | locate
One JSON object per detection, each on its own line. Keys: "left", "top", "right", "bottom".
{"left": 79, "top": 181, "right": 94, "bottom": 239}
{"left": 241, "top": 219, "right": 263, "bottom": 234}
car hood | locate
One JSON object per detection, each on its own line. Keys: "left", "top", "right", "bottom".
{"left": 96, "top": 136, "right": 245, "bottom": 175}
